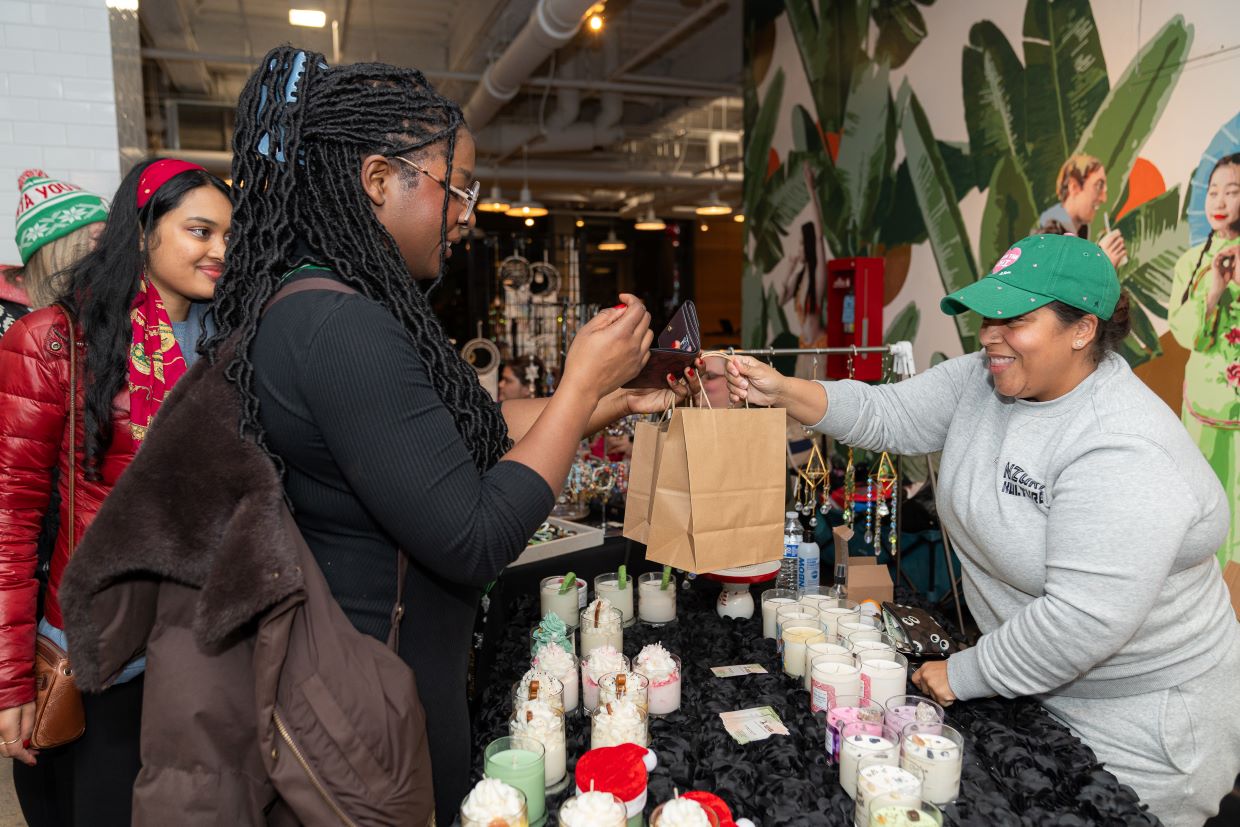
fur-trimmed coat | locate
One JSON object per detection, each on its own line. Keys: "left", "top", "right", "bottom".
{"left": 59, "top": 330, "right": 432, "bottom": 825}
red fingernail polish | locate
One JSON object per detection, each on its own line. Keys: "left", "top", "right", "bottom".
{"left": 687, "top": 367, "right": 695, "bottom": 377}
{"left": 613, "top": 303, "right": 627, "bottom": 310}
{"left": 667, "top": 373, "right": 675, "bottom": 382}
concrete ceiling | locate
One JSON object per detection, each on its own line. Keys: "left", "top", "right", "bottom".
{"left": 140, "top": 0, "right": 743, "bottom": 213}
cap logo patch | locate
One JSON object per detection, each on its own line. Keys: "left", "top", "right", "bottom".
{"left": 992, "top": 247, "right": 1021, "bottom": 273}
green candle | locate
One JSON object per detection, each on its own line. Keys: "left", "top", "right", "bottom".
{"left": 484, "top": 736, "right": 546, "bottom": 826}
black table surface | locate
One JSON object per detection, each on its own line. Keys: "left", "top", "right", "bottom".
{"left": 471, "top": 564, "right": 1161, "bottom": 826}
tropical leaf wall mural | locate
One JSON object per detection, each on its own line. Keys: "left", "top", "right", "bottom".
{"left": 743, "top": 0, "right": 1207, "bottom": 374}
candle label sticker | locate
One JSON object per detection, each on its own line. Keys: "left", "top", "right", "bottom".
{"left": 810, "top": 680, "right": 836, "bottom": 713}
{"left": 719, "top": 707, "right": 788, "bottom": 745}
{"left": 860, "top": 672, "right": 872, "bottom": 701}
{"left": 710, "top": 664, "right": 768, "bottom": 678}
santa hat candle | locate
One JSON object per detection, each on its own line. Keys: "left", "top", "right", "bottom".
{"left": 681, "top": 791, "right": 756, "bottom": 827}
{"left": 574, "top": 744, "right": 657, "bottom": 827}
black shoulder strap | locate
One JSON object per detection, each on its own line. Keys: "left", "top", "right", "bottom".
{"left": 259, "top": 275, "right": 408, "bottom": 652}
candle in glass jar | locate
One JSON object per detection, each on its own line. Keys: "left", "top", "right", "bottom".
{"left": 558, "top": 791, "right": 628, "bottom": 827}
{"left": 816, "top": 599, "right": 860, "bottom": 638}
{"left": 839, "top": 721, "right": 897, "bottom": 799}
{"left": 590, "top": 700, "right": 648, "bottom": 749}
{"left": 804, "top": 641, "right": 851, "bottom": 691}
{"left": 459, "top": 778, "right": 528, "bottom": 827}
{"left": 781, "top": 625, "right": 826, "bottom": 679}
{"left": 509, "top": 700, "right": 566, "bottom": 788}
{"left": 531, "top": 645, "right": 579, "bottom": 713}
{"left": 530, "top": 612, "right": 575, "bottom": 659}
{"left": 634, "top": 643, "right": 681, "bottom": 715}
{"left": 825, "top": 696, "right": 882, "bottom": 764}
{"left": 595, "top": 573, "right": 635, "bottom": 627}
{"left": 854, "top": 765, "right": 922, "bottom": 827}
{"left": 580, "top": 600, "right": 623, "bottom": 658}
{"left": 598, "top": 671, "right": 650, "bottom": 715}
{"left": 637, "top": 572, "right": 677, "bottom": 624}
{"left": 810, "top": 654, "right": 862, "bottom": 713}
{"left": 775, "top": 605, "right": 818, "bottom": 654}
{"left": 539, "top": 576, "right": 586, "bottom": 628}
{"left": 650, "top": 797, "right": 718, "bottom": 826}
{"left": 868, "top": 795, "right": 943, "bottom": 827}
{"left": 857, "top": 650, "right": 908, "bottom": 708}
{"left": 881, "top": 696, "right": 943, "bottom": 744}
{"left": 484, "top": 736, "right": 545, "bottom": 827}
{"left": 760, "top": 590, "right": 797, "bottom": 639}
{"left": 900, "top": 724, "right": 963, "bottom": 805}
{"left": 581, "top": 647, "right": 628, "bottom": 713}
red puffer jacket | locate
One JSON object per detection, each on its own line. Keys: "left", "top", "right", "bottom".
{"left": 0, "top": 306, "right": 137, "bottom": 709}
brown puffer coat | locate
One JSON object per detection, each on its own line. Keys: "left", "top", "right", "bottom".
{"left": 59, "top": 329, "right": 433, "bottom": 826}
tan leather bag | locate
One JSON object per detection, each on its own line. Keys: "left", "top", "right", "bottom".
{"left": 31, "top": 306, "right": 85, "bottom": 750}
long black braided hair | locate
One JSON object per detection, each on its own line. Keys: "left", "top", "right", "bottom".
{"left": 205, "top": 46, "right": 509, "bottom": 473}
{"left": 1182, "top": 152, "right": 1240, "bottom": 304}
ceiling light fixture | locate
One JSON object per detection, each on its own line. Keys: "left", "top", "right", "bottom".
{"left": 695, "top": 191, "right": 733, "bottom": 216}
{"left": 588, "top": 13, "right": 604, "bottom": 31}
{"left": 505, "top": 186, "right": 548, "bottom": 218}
{"left": 289, "top": 8, "right": 327, "bottom": 27}
{"left": 733, "top": 213, "right": 745, "bottom": 223}
{"left": 599, "top": 229, "right": 627, "bottom": 251}
{"left": 634, "top": 208, "right": 665, "bottom": 231}
{"left": 524, "top": 217, "right": 535, "bottom": 227}
{"left": 476, "top": 184, "right": 511, "bottom": 213}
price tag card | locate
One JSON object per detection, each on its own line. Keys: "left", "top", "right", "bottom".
{"left": 710, "top": 664, "right": 768, "bottom": 678}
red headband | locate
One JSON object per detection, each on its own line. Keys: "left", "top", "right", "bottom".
{"left": 137, "top": 159, "right": 208, "bottom": 208}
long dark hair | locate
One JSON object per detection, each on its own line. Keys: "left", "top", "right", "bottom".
{"left": 56, "top": 160, "right": 228, "bottom": 479}
{"left": 205, "top": 45, "right": 508, "bottom": 473}
{"left": 1183, "top": 153, "right": 1240, "bottom": 303}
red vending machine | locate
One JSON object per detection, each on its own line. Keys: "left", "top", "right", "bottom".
{"left": 825, "top": 257, "right": 884, "bottom": 380}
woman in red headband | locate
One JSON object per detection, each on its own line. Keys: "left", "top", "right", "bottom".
{"left": 0, "top": 158, "right": 230, "bottom": 827}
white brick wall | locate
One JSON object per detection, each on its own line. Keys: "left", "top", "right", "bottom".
{"left": 0, "top": 0, "right": 119, "bottom": 266}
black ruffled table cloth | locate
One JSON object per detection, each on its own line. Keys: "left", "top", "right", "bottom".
{"left": 471, "top": 582, "right": 1159, "bottom": 826}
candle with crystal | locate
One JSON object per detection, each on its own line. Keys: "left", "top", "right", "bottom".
{"left": 810, "top": 653, "right": 862, "bottom": 713}
{"left": 513, "top": 671, "right": 565, "bottom": 715}
{"left": 817, "top": 598, "right": 860, "bottom": 639}
{"left": 854, "top": 764, "right": 923, "bottom": 827}
{"left": 882, "top": 696, "right": 943, "bottom": 744}
{"left": 760, "top": 589, "right": 797, "bottom": 639}
{"left": 781, "top": 625, "right": 826, "bottom": 679}
{"left": 634, "top": 643, "right": 681, "bottom": 715}
{"left": 484, "top": 736, "right": 546, "bottom": 826}
{"left": 868, "top": 796, "right": 943, "bottom": 827}
{"left": 582, "top": 647, "right": 629, "bottom": 713}
{"left": 599, "top": 671, "right": 650, "bottom": 715}
{"left": 857, "top": 650, "right": 908, "bottom": 708}
{"left": 558, "top": 791, "right": 628, "bottom": 827}
{"left": 530, "top": 612, "right": 575, "bottom": 658}
{"left": 839, "top": 721, "right": 898, "bottom": 799}
{"left": 595, "top": 571, "right": 635, "bottom": 627}
{"left": 532, "top": 645, "right": 579, "bottom": 713}
{"left": 459, "top": 778, "right": 528, "bottom": 827}
{"left": 650, "top": 796, "right": 718, "bottom": 826}
{"left": 509, "top": 699, "right": 566, "bottom": 788}
{"left": 540, "top": 575, "right": 586, "bottom": 628}
{"left": 637, "top": 571, "right": 677, "bottom": 625}
{"left": 825, "top": 695, "right": 882, "bottom": 764}
{"left": 590, "top": 700, "right": 648, "bottom": 749}
{"left": 580, "top": 599, "right": 624, "bottom": 658}
{"left": 804, "top": 641, "right": 851, "bottom": 690}
{"left": 900, "top": 723, "right": 963, "bottom": 805}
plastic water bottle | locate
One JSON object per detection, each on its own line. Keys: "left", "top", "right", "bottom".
{"left": 777, "top": 512, "right": 800, "bottom": 591}
{"left": 797, "top": 530, "right": 820, "bottom": 591}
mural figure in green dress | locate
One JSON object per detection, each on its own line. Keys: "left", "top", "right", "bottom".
{"left": 1169, "top": 153, "right": 1240, "bottom": 567}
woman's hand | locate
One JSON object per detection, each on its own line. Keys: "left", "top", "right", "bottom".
{"left": 621, "top": 361, "right": 703, "bottom": 416}
{"left": 911, "top": 660, "right": 957, "bottom": 707}
{"left": 725, "top": 355, "right": 788, "bottom": 407}
{"left": 560, "top": 294, "right": 653, "bottom": 401}
{"left": 1206, "top": 249, "right": 1236, "bottom": 310}
{"left": 0, "top": 701, "right": 37, "bottom": 766}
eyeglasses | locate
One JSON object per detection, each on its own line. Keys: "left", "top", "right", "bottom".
{"left": 391, "top": 155, "right": 480, "bottom": 223}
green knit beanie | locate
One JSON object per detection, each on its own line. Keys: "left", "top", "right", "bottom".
{"left": 15, "top": 169, "right": 108, "bottom": 264}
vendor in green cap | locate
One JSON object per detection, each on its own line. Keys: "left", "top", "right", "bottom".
{"left": 724, "top": 232, "right": 1240, "bottom": 827}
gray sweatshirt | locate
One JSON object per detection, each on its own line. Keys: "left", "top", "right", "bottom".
{"left": 812, "top": 351, "right": 1237, "bottom": 700}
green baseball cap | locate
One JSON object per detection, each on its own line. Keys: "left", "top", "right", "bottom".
{"left": 940, "top": 233, "right": 1120, "bottom": 321}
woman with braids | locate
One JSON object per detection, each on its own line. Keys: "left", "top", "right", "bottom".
{"left": 728, "top": 233, "right": 1240, "bottom": 826}
{"left": 1169, "top": 153, "right": 1240, "bottom": 568}
{"left": 0, "top": 158, "right": 230, "bottom": 826}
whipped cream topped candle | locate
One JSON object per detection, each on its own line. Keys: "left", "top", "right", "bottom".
{"left": 650, "top": 796, "right": 717, "bottom": 827}
{"left": 599, "top": 671, "right": 650, "bottom": 715}
{"left": 580, "top": 599, "right": 624, "bottom": 658}
{"left": 459, "top": 778, "right": 527, "bottom": 827}
{"left": 558, "top": 791, "right": 628, "bottom": 827}
{"left": 634, "top": 643, "right": 681, "bottom": 715}
{"left": 582, "top": 646, "right": 629, "bottom": 713}
{"left": 509, "top": 699, "right": 567, "bottom": 787}
{"left": 531, "top": 611, "right": 575, "bottom": 658}
{"left": 513, "top": 670, "right": 565, "bottom": 714}
{"left": 590, "top": 699, "right": 648, "bottom": 749}
{"left": 532, "top": 644, "right": 579, "bottom": 713}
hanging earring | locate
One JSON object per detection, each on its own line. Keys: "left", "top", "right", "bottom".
{"left": 864, "top": 473, "right": 874, "bottom": 545}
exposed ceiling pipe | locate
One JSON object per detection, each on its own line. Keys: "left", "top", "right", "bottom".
{"left": 461, "top": 0, "right": 597, "bottom": 130}
{"left": 609, "top": 0, "right": 729, "bottom": 79}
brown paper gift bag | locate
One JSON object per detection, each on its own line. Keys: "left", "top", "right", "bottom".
{"left": 622, "top": 419, "right": 668, "bottom": 544}
{"left": 644, "top": 407, "right": 786, "bottom": 573}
